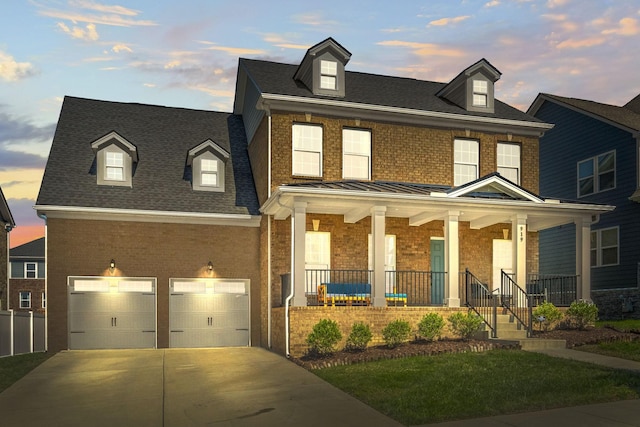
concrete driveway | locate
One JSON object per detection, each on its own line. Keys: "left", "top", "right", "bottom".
{"left": 0, "top": 348, "right": 401, "bottom": 427}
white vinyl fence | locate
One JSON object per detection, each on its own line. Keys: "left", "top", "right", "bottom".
{"left": 0, "top": 310, "right": 46, "bottom": 357}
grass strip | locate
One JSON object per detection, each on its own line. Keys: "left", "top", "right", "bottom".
{"left": 314, "top": 349, "right": 640, "bottom": 425}
{"left": 576, "top": 341, "right": 640, "bottom": 362}
{"left": 0, "top": 352, "right": 53, "bottom": 394}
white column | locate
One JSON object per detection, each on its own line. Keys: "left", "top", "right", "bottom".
{"left": 292, "top": 202, "right": 308, "bottom": 307}
{"left": 445, "top": 211, "right": 460, "bottom": 307}
{"left": 512, "top": 214, "right": 527, "bottom": 286}
{"left": 576, "top": 216, "right": 592, "bottom": 300}
{"left": 371, "top": 206, "right": 387, "bottom": 307}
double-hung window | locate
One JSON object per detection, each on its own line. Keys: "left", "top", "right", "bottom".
{"left": 20, "top": 291, "right": 31, "bottom": 309}
{"left": 292, "top": 124, "right": 323, "bottom": 177}
{"left": 25, "top": 262, "right": 37, "bottom": 278}
{"left": 578, "top": 151, "right": 615, "bottom": 197}
{"left": 343, "top": 128, "right": 371, "bottom": 180}
{"left": 473, "top": 80, "right": 488, "bottom": 107}
{"left": 454, "top": 139, "right": 479, "bottom": 186}
{"left": 105, "top": 151, "right": 125, "bottom": 181}
{"left": 200, "top": 158, "right": 220, "bottom": 188}
{"left": 320, "top": 60, "right": 337, "bottom": 90}
{"left": 497, "top": 143, "right": 521, "bottom": 184}
{"left": 590, "top": 227, "right": 619, "bottom": 267}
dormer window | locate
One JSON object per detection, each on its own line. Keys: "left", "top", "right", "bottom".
{"left": 320, "top": 60, "right": 337, "bottom": 90}
{"left": 187, "top": 139, "right": 229, "bottom": 192}
{"left": 293, "top": 37, "right": 351, "bottom": 98}
{"left": 90, "top": 131, "right": 137, "bottom": 187}
{"left": 472, "top": 80, "right": 488, "bottom": 107}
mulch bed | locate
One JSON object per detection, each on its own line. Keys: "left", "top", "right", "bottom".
{"left": 292, "top": 327, "right": 640, "bottom": 370}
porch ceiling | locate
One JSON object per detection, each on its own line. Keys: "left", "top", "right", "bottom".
{"left": 262, "top": 181, "right": 615, "bottom": 232}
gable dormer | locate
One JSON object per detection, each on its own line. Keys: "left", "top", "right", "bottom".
{"left": 91, "top": 131, "right": 138, "bottom": 187}
{"left": 437, "top": 59, "right": 501, "bottom": 114}
{"left": 187, "top": 139, "right": 230, "bottom": 192}
{"left": 293, "top": 37, "right": 351, "bottom": 98}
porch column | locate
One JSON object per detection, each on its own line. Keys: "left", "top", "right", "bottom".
{"left": 444, "top": 211, "right": 460, "bottom": 307}
{"left": 512, "top": 214, "right": 527, "bottom": 286}
{"left": 371, "top": 206, "right": 387, "bottom": 307}
{"left": 576, "top": 216, "right": 592, "bottom": 300}
{"left": 292, "top": 201, "right": 308, "bottom": 307}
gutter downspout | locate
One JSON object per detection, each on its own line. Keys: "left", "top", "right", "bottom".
{"left": 285, "top": 213, "right": 295, "bottom": 357}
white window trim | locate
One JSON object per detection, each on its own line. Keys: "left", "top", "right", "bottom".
{"left": 320, "top": 60, "right": 337, "bottom": 90}
{"left": 292, "top": 123, "right": 323, "bottom": 177}
{"left": 497, "top": 142, "right": 521, "bottom": 185}
{"left": 19, "top": 291, "right": 31, "bottom": 309}
{"left": 454, "top": 138, "right": 479, "bottom": 186}
{"left": 24, "top": 262, "right": 37, "bottom": 279}
{"left": 577, "top": 150, "right": 616, "bottom": 198}
{"left": 342, "top": 128, "right": 371, "bottom": 180}
{"left": 472, "top": 80, "right": 488, "bottom": 107}
{"left": 590, "top": 226, "right": 619, "bottom": 268}
{"left": 305, "top": 231, "right": 331, "bottom": 293}
{"left": 42, "top": 292, "right": 46, "bottom": 309}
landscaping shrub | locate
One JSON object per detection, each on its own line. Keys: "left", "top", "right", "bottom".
{"left": 566, "top": 300, "right": 598, "bottom": 330}
{"left": 448, "top": 312, "right": 483, "bottom": 340}
{"left": 306, "top": 319, "right": 342, "bottom": 356}
{"left": 417, "top": 313, "right": 445, "bottom": 341}
{"left": 382, "top": 319, "right": 412, "bottom": 348}
{"left": 532, "top": 301, "right": 563, "bottom": 331}
{"left": 345, "top": 322, "right": 373, "bottom": 352}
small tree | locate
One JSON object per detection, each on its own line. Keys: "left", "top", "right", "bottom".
{"left": 417, "top": 313, "right": 445, "bottom": 341}
{"left": 345, "top": 322, "right": 372, "bottom": 352}
{"left": 566, "top": 300, "right": 598, "bottom": 330}
{"left": 382, "top": 319, "right": 412, "bottom": 348}
{"left": 532, "top": 301, "right": 563, "bottom": 331}
{"left": 306, "top": 319, "right": 342, "bottom": 356}
{"left": 448, "top": 312, "right": 483, "bottom": 340}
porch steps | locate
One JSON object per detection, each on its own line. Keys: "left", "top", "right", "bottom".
{"left": 495, "top": 313, "right": 528, "bottom": 340}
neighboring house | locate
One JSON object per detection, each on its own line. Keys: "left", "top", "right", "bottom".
{"left": 0, "top": 186, "right": 16, "bottom": 310}
{"left": 528, "top": 93, "right": 640, "bottom": 316}
{"left": 9, "top": 237, "right": 45, "bottom": 313}
{"left": 37, "top": 38, "right": 613, "bottom": 354}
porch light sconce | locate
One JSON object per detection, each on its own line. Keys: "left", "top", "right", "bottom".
{"left": 207, "top": 261, "right": 213, "bottom": 271}
{"left": 502, "top": 229, "right": 509, "bottom": 240}
{"left": 312, "top": 219, "right": 320, "bottom": 232}
{"left": 109, "top": 259, "right": 116, "bottom": 272}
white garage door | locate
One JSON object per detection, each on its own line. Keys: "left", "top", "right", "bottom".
{"left": 68, "top": 277, "right": 156, "bottom": 350}
{"left": 169, "top": 278, "right": 250, "bottom": 348}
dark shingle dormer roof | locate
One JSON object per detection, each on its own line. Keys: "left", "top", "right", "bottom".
{"left": 238, "top": 58, "right": 541, "bottom": 123}
{"left": 36, "top": 96, "right": 259, "bottom": 216}
{"left": 530, "top": 93, "right": 640, "bottom": 132}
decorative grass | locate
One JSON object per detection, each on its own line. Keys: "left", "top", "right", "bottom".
{"left": 313, "top": 349, "right": 640, "bottom": 425}
{"left": 0, "top": 352, "right": 53, "bottom": 394}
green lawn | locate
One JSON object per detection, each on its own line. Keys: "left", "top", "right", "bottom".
{"left": 576, "top": 341, "right": 640, "bottom": 362}
{"left": 0, "top": 352, "right": 53, "bottom": 394}
{"left": 597, "top": 319, "right": 640, "bottom": 331}
{"left": 313, "top": 349, "right": 640, "bottom": 425}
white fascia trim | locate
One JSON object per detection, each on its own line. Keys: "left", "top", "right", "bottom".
{"left": 447, "top": 175, "right": 544, "bottom": 203}
{"left": 34, "top": 205, "right": 261, "bottom": 227}
{"left": 264, "top": 186, "right": 615, "bottom": 215}
{"left": 259, "top": 93, "right": 554, "bottom": 132}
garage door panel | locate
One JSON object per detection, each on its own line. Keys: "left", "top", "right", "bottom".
{"left": 169, "top": 279, "right": 249, "bottom": 348}
{"left": 68, "top": 277, "right": 157, "bottom": 350}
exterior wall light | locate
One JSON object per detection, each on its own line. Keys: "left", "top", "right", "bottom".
{"left": 207, "top": 261, "right": 213, "bottom": 271}
{"left": 109, "top": 259, "right": 116, "bottom": 272}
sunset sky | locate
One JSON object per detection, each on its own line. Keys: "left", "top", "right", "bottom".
{"left": 2, "top": 0, "right": 639, "bottom": 248}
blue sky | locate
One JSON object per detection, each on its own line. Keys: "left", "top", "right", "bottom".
{"left": 1, "top": 0, "right": 639, "bottom": 246}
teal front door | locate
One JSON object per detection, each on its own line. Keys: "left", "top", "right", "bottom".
{"left": 430, "top": 239, "right": 445, "bottom": 305}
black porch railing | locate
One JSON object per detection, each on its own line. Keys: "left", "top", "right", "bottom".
{"left": 301, "top": 269, "right": 445, "bottom": 306}
{"left": 527, "top": 274, "right": 577, "bottom": 307}
{"left": 462, "top": 269, "right": 497, "bottom": 338}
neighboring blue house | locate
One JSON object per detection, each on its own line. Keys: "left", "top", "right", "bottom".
{"left": 528, "top": 94, "right": 640, "bottom": 297}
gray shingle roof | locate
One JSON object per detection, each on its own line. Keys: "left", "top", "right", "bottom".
{"left": 239, "top": 58, "right": 542, "bottom": 123}
{"left": 0, "top": 186, "right": 15, "bottom": 228}
{"left": 37, "top": 96, "right": 259, "bottom": 215}
{"left": 539, "top": 93, "right": 640, "bottom": 132}
{"left": 10, "top": 237, "right": 45, "bottom": 258}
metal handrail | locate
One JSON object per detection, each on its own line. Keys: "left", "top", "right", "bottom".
{"left": 500, "top": 270, "right": 533, "bottom": 337}
{"left": 463, "top": 269, "right": 497, "bottom": 338}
